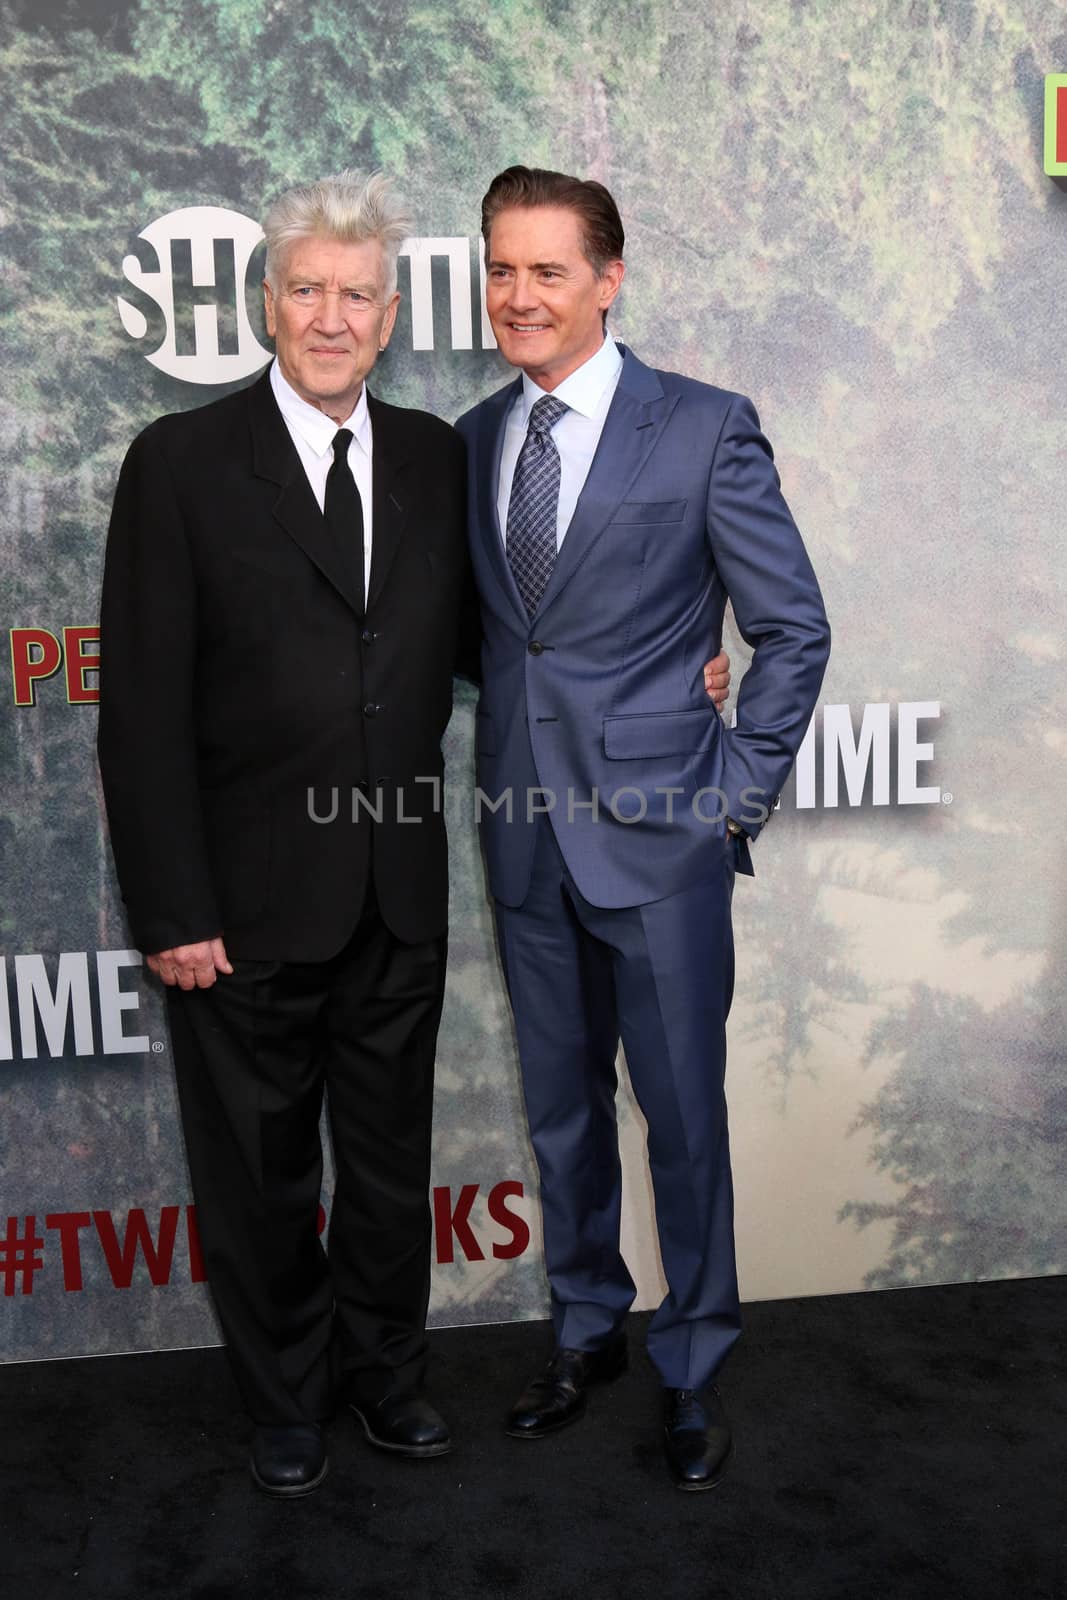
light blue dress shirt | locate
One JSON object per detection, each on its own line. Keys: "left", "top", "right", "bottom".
{"left": 496, "top": 334, "right": 624, "bottom": 551}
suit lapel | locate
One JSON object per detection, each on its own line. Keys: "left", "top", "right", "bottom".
{"left": 365, "top": 394, "right": 412, "bottom": 611}
{"left": 247, "top": 371, "right": 363, "bottom": 617}
{"left": 474, "top": 377, "right": 529, "bottom": 624}
{"left": 534, "top": 347, "right": 678, "bottom": 618}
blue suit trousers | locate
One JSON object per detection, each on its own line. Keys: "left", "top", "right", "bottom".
{"left": 494, "top": 816, "right": 742, "bottom": 1390}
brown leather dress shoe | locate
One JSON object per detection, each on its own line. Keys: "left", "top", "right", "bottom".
{"left": 249, "top": 1423, "right": 328, "bottom": 1497}
{"left": 506, "top": 1337, "right": 628, "bottom": 1438}
{"left": 662, "top": 1386, "right": 732, "bottom": 1490}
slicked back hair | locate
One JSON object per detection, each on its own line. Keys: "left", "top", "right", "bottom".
{"left": 480, "top": 165, "right": 625, "bottom": 274}
{"left": 263, "top": 170, "right": 411, "bottom": 296}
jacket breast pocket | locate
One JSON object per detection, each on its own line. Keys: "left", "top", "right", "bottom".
{"left": 475, "top": 710, "right": 497, "bottom": 756}
{"left": 229, "top": 546, "right": 309, "bottom": 580}
{"left": 610, "top": 500, "right": 688, "bottom": 525}
{"left": 603, "top": 707, "right": 719, "bottom": 759}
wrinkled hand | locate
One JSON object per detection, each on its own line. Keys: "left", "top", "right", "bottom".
{"left": 147, "top": 936, "right": 233, "bottom": 991}
{"left": 703, "top": 649, "right": 731, "bottom": 710}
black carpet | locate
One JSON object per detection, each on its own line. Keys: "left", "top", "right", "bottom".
{"left": 2, "top": 1277, "right": 1063, "bottom": 1599}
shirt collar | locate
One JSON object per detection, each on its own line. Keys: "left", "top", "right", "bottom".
{"left": 518, "top": 333, "right": 623, "bottom": 423}
{"left": 270, "top": 359, "right": 372, "bottom": 458}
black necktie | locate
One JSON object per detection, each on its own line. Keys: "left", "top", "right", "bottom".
{"left": 324, "top": 427, "right": 365, "bottom": 612}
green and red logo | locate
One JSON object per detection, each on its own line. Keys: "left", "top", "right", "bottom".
{"left": 1044, "top": 75, "right": 1067, "bottom": 176}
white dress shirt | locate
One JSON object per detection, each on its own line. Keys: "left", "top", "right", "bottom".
{"left": 496, "top": 333, "right": 624, "bottom": 550}
{"left": 270, "top": 359, "right": 373, "bottom": 603}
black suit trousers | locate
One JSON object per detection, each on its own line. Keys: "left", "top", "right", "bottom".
{"left": 166, "top": 875, "right": 447, "bottom": 1425}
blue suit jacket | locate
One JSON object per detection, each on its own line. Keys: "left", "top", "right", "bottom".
{"left": 455, "top": 345, "right": 830, "bottom": 910}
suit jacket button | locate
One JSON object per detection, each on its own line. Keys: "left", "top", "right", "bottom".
{"left": 361, "top": 628, "right": 375, "bottom": 645}
{"left": 528, "top": 640, "right": 544, "bottom": 656}
{"left": 363, "top": 702, "right": 378, "bottom": 717}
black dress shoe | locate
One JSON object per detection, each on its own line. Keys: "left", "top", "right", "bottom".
{"left": 662, "top": 1386, "right": 732, "bottom": 1491}
{"left": 249, "top": 1423, "right": 328, "bottom": 1497}
{"left": 349, "top": 1392, "right": 452, "bottom": 1458}
{"left": 506, "top": 1337, "right": 628, "bottom": 1438}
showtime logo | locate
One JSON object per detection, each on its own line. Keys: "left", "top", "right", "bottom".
{"left": 117, "top": 207, "right": 272, "bottom": 384}
{"left": 788, "top": 700, "right": 942, "bottom": 809}
{"left": 118, "top": 208, "right": 497, "bottom": 385}
{"left": 0, "top": 951, "right": 150, "bottom": 1062}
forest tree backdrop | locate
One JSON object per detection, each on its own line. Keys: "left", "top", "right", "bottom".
{"left": 1, "top": 0, "right": 1065, "bottom": 1362}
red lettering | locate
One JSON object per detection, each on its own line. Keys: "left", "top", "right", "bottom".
{"left": 10, "top": 628, "right": 62, "bottom": 706}
{"left": 62, "top": 626, "right": 100, "bottom": 704}
{"left": 185, "top": 1205, "right": 207, "bottom": 1283}
{"left": 432, "top": 1184, "right": 485, "bottom": 1264}
{"left": 487, "top": 1181, "right": 530, "bottom": 1260}
{"left": 92, "top": 1206, "right": 180, "bottom": 1288}
{"left": 44, "top": 1212, "right": 92, "bottom": 1290}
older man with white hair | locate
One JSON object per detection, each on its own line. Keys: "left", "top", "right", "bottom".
{"left": 98, "top": 171, "right": 471, "bottom": 1495}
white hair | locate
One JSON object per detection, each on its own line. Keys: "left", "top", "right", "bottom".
{"left": 262, "top": 170, "right": 411, "bottom": 295}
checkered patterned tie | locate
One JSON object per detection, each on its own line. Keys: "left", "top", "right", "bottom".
{"left": 506, "top": 395, "right": 569, "bottom": 616}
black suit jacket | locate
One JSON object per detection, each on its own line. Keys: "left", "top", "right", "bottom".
{"left": 98, "top": 370, "right": 472, "bottom": 961}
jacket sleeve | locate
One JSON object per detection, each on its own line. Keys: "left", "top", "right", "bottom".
{"left": 454, "top": 558, "right": 483, "bottom": 687}
{"left": 706, "top": 395, "right": 830, "bottom": 838}
{"left": 97, "top": 424, "right": 222, "bottom": 953}
{"left": 450, "top": 414, "right": 483, "bottom": 685}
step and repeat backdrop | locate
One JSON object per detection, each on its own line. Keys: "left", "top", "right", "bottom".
{"left": 1, "top": 0, "right": 1065, "bottom": 1363}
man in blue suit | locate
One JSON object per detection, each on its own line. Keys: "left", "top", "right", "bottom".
{"left": 456, "top": 167, "right": 830, "bottom": 1490}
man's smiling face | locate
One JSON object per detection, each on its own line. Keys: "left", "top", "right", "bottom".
{"left": 484, "top": 205, "right": 624, "bottom": 392}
